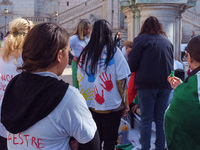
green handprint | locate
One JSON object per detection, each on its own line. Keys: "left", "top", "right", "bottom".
{"left": 80, "top": 88, "right": 93, "bottom": 101}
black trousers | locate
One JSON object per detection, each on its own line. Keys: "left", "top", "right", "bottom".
{"left": 90, "top": 110, "right": 122, "bottom": 150}
{"left": 0, "top": 136, "right": 7, "bottom": 150}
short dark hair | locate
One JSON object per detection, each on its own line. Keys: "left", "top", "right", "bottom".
{"left": 139, "top": 16, "right": 167, "bottom": 37}
{"left": 18, "top": 23, "right": 69, "bottom": 72}
{"left": 186, "top": 35, "right": 200, "bottom": 63}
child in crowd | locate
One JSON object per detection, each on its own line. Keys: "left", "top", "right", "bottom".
{"left": 121, "top": 41, "right": 133, "bottom": 62}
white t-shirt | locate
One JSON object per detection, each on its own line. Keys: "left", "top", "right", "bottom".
{"left": 77, "top": 47, "right": 131, "bottom": 111}
{"left": 174, "top": 59, "right": 184, "bottom": 70}
{"left": 0, "top": 56, "right": 22, "bottom": 138}
{"left": 7, "top": 72, "right": 97, "bottom": 150}
{"left": 121, "top": 46, "right": 126, "bottom": 54}
{"left": 181, "top": 44, "right": 187, "bottom": 52}
{"left": 69, "top": 35, "right": 90, "bottom": 57}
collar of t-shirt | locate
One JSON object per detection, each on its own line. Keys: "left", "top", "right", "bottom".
{"left": 1, "top": 71, "right": 69, "bottom": 134}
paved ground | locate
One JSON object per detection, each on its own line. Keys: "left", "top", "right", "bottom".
{"left": 59, "top": 65, "right": 72, "bottom": 85}
{"left": 60, "top": 62, "right": 189, "bottom": 86}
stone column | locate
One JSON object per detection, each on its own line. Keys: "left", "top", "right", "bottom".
{"left": 120, "top": 0, "right": 197, "bottom": 60}
{"left": 138, "top": 4, "right": 184, "bottom": 60}
{"left": 121, "top": 7, "right": 135, "bottom": 41}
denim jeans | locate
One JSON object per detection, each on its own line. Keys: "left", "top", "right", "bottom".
{"left": 137, "top": 89, "right": 171, "bottom": 150}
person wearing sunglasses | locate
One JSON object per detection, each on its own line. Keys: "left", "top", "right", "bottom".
{"left": 165, "top": 35, "right": 200, "bottom": 150}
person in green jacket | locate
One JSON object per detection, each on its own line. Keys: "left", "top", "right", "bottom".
{"left": 165, "top": 35, "right": 200, "bottom": 150}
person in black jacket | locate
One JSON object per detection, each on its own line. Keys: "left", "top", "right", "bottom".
{"left": 128, "top": 16, "right": 173, "bottom": 150}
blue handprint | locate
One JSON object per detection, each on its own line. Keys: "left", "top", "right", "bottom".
{"left": 88, "top": 65, "right": 96, "bottom": 82}
{"left": 98, "top": 51, "right": 115, "bottom": 70}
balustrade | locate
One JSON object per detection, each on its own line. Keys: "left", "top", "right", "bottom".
{"left": 184, "top": 10, "right": 200, "bottom": 22}
{"left": 58, "top": 0, "right": 104, "bottom": 21}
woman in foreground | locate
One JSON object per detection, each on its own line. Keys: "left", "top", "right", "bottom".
{"left": 1, "top": 22, "right": 99, "bottom": 150}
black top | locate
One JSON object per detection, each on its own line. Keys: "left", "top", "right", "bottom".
{"left": 128, "top": 34, "right": 173, "bottom": 89}
{"left": 1, "top": 72, "right": 69, "bottom": 134}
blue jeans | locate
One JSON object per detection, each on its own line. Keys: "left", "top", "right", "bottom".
{"left": 137, "top": 89, "right": 171, "bottom": 150}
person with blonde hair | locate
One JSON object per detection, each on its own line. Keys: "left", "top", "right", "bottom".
{"left": 0, "top": 17, "right": 34, "bottom": 150}
{"left": 69, "top": 19, "right": 92, "bottom": 88}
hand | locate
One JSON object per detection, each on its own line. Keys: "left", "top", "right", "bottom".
{"left": 131, "top": 104, "right": 139, "bottom": 114}
{"left": 98, "top": 51, "right": 115, "bottom": 70}
{"left": 80, "top": 88, "right": 93, "bottom": 101}
{"left": 122, "top": 105, "right": 130, "bottom": 117}
{"left": 168, "top": 75, "right": 182, "bottom": 89}
{"left": 88, "top": 65, "right": 96, "bottom": 82}
{"left": 69, "top": 138, "right": 79, "bottom": 150}
{"left": 78, "top": 74, "right": 83, "bottom": 88}
{"left": 94, "top": 85, "right": 105, "bottom": 105}
{"left": 99, "top": 72, "right": 113, "bottom": 92}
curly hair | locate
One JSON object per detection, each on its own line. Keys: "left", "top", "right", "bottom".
{"left": 1, "top": 18, "right": 34, "bottom": 63}
{"left": 139, "top": 16, "right": 167, "bottom": 38}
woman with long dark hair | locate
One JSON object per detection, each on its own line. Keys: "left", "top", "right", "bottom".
{"left": 77, "top": 19, "right": 130, "bottom": 150}
{"left": 128, "top": 16, "right": 173, "bottom": 150}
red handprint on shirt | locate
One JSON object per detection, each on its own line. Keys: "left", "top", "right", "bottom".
{"left": 94, "top": 86, "right": 105, "bottom": 105}
{"left": 99, "top": 72, "right": 113, "bottom": 92}
{"left": 78, "top": 57, "right": 84, "bottom": 68}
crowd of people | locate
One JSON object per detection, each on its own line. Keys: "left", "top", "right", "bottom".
{"left": 0, "top": 15, "right": 199, "bottom": 150}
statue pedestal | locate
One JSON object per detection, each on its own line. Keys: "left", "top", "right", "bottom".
{"left": 120, "top": 0, "right": 197, "bottom": 60}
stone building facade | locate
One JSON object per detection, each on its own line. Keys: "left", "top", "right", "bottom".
{"left": 0, "top": 0, "right": 124, "bottom": 33}
{"left": 0, "top": 0, "right": 200, "bottom": 59}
